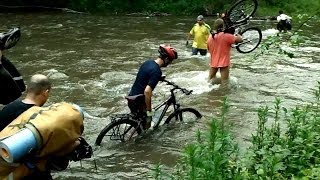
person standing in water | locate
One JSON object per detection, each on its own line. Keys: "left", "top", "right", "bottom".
{"left": 127, "top": 45, "right": 178, "bottom": 130}
{"left": 277, "top": 10, "right": 292, "bottom": 32}
{"left": 207, "top": 18, "right": 242, "bottom": 86}
{"left": 186, "top": 15, "right": 211, "bottom": 56}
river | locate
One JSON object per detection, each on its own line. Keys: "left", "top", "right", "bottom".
{"left": 1, "top": 12, "right": 319, "bottom": 179}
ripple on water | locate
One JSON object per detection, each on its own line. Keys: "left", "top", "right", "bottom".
{"left": 2, "top": 14, "right": 319, "bottom": 179}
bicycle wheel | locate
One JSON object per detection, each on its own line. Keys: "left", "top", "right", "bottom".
{"left": 236, "top": 27, "right": 262, "bottom": 53}
{"left": 227, "top": 0, "right": 258, "bottom": 24}
{"left": 95, "top": 115, "right": 142, "bottom": 146}
{"left": 164, "top": 108, "right": 202, "bottom": 124}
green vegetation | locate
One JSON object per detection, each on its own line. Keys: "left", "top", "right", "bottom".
{"left": 66, "top": 0, "right": 320, "bottom": 16}
{"left": 1, "top": 0, "right": 320, "bottom": 16}
{"left": 152, "top": 82, "right": 320, "bottom": 179}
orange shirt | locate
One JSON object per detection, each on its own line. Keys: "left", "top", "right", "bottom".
{"left": 207, "top": 32, "right": 236, "bottom": 68}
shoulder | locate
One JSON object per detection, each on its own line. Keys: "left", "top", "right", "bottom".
{"left": 191, "top": 23, "right": 198, "bottom": 29}
{"left": 3, "top": 100, "right": 32, "bottom": 111}
{"left": 141, "top": 59, "right": 153, "bottom": 66}
{"left": 204, "top": 23, "right": 211, "bottom": 30}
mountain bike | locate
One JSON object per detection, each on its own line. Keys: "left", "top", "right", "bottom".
{"left": 223, "top": 0, "right": 262, "bottom": 53}
{"left": 95, "top": 78, "right": 202, "bottom": 146}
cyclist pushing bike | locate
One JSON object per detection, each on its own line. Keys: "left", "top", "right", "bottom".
{"left": 127, "top": 44, "right": 178, "bottom": 130}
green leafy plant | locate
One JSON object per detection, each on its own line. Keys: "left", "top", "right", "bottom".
{"left": 153, "top": 81, "right": 320, "bottom": 179}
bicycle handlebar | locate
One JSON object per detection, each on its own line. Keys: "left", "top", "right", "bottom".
{"left": 161, "top": 79, "right": 193, "bottom": 95}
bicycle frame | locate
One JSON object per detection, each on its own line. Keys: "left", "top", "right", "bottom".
{"left": 152, "top": 87, "right": 180, "bottom": 129}
{"left": 123, "top": 85, "right": 186, "bottom": 140}
{"left": 223, "top": 15, "right": 249, "bottom": 32}
{"left": 95, "top": 79, "right": 199, "bottom": 145}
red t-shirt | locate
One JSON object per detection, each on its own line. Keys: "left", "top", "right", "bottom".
{"left": 207, "top": 32, "right": 236, "bottom": 68}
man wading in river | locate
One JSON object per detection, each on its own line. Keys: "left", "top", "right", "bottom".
{"left": 127, "top": 45, "right": 178, "bottom": 129}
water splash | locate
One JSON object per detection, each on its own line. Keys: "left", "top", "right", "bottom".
{"left": 156, "top": 70, "right": 238, "bottom": 95}
{"left": 262, "top": 28, "right": 279, "bottom": 37}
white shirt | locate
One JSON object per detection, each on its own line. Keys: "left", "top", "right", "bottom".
{"left": 277, "top": 14, "right": 292, "bottom": 22}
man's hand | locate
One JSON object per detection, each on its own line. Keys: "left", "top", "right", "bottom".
{"left": 145, "top": 111, "right": 153, "bottom": 130}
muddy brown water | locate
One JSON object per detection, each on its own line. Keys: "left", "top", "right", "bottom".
{"left": 1, "top": 12, "right": 319, "bottom": 179}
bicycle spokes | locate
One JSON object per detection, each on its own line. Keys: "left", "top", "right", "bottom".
{"left": 236, "top": 27, "right": 262, "bottom": 53}
{"left": 108, "top": 123, "right": 134, "bottom": 141}
{"left": 228, "top": 0, "right": 257, "bottom": 23}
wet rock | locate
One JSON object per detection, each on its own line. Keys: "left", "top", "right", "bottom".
{"left": 44, "top": 69, "right": 69, "bottom": 80}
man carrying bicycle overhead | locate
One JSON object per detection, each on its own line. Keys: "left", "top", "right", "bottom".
{"left": 207, "top": 18, "right": 242, "bottom": 87}
{"left": 127, "top": 45, "right": 178, "bottom": 130}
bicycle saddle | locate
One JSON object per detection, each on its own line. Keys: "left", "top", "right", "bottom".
{"left": 0, "top": 27, "right": 21, "bottom": 50}
{"left": 125, "top": 94, "right": 144, "bottom": 101}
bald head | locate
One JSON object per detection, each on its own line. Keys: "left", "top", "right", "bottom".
{"left": 27, "top": 74, "right": 51, "bottom": 95}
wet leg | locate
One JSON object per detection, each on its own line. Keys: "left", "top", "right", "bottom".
{"left": 220, "top": 66, "right": 230, "bottom": 87}
{"left": 208, "top": 67, "right": 218, "bottom": 83}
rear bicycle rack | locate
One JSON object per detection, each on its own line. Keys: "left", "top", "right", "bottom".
{"left": 108, "top": 113, "right": 142, "bottom": 141}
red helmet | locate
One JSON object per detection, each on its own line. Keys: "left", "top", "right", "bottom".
{"left": 158, "top": 45, "right": 178, "bottom": 61}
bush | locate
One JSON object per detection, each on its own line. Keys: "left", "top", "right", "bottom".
{"left": 154, "top": 82, "right": 320, "bottom": 179}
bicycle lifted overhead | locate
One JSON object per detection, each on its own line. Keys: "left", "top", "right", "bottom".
{"left": 221, "top": 0, "right": 262, "bottom": 53}
{"left": 95, "top": 78, "right": 202, "bottom": 146}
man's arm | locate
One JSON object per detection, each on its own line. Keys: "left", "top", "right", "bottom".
{"left": 144, "top": 85, "right": 153, "bottom": 111}
{"left": 234, "top": 34, "right": 243, "bottom": 43}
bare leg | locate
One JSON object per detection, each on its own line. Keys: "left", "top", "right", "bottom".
{"left": 208, "top": 67, "right": 218, "bottom": 83}
{"left": 220, "top": 66, "right": 230, "bottom": 87}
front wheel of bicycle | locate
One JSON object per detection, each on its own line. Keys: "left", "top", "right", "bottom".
{"left": 164, "top": 108, "right": 202, "bottom": 124}
{"left": 236, "top": 27, "right": 262, "bottom": 53}
{"left": 95, "top": 116, "right": 142, "bottom": 146}
{"left": 227, "top": 0, "right": 258, "bottom": 24}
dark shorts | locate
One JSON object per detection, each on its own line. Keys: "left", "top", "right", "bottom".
{"left": 192, "top": 48, "right": 207, "bottom": 56}
{"left": 277, "top": 20, "right": 292, "bottom": 32}
{"left": 126, "top": 94, "right": 146, "bottom": 117}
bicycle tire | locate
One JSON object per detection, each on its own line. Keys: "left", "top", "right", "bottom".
{"left": 236, "top": 27, "right": 262, "bottom": 53}
{"left": 164, "top": 108, "right": 202, "bottom": 124}
{"left": 227, "top": 0, "right": 258, "bottom": 24}
{"left": 95, "top": 117, "right": 142, "bottom": 146}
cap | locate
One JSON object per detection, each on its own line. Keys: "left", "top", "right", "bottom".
{"left": 197, "top": 15, "right": 204, "bottom": 21}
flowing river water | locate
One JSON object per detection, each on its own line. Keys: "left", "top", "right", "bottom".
{"left": 1, "top": 12, "right": 319, "bottom": 179}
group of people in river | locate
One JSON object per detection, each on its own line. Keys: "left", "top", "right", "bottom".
{"left": 0, "top": 9, "right": 293, "bottom": 179}
{"left": 186, "top": 10, "right": 292, "bottom": 85}
{"left": 186, "top": 14, "right": 243, "bottom": 87}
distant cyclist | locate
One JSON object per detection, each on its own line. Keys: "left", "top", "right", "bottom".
{"left": 127, "top": 45, "right": 178, "bottom": 129}
{"left": 277, "top": 10, "right": 292, "bottom": 32}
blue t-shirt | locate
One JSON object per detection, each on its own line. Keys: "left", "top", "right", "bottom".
{"left": 129, "top": 60, "right": 162, "bottom": 96}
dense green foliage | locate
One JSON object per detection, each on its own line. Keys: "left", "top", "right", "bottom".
{"left": 1, "top": 0, "right": 319, "bottom": 16}
{"left": 67, "top": 0, "right": 320, "bottom": 16}
{"left": 153, "top": 83, "right": 320, "bottom": 179}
